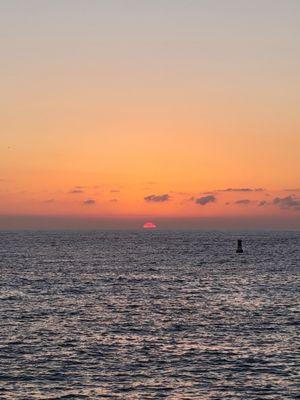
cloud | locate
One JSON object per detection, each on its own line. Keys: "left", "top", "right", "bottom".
{"left": 220, "top": 187, "right": 264, "bottom": 192}
{"left": 83, "top": 199, "right": 96, "bottom": 205}
{"left": 144, "top": 194, "right": 170, "bottom": 202}
{"left": 195, "top": 195, "right": 216, "bottom": 206}
{"left": 258, "top": 200, "right": 268, "bottom": 207}
{"left": 235, "top": 199, "right": 251, "bottom": 205}
{"left": 273, "top": 196, "right": 300, "bottom": 211}
{"left": 43, "top": 199, "right": 55, "bottom": 203}
{"left": 110, "top": 189, "right": 120, "bottom": 193}
{"left": 109, "top": 198, "right": 118, "bottom": 202}
{"left": 69, "top": 189, "right": 84, "bottom": 194}
{"left": 284, "top": 188, "right": 300, "bottom": 192}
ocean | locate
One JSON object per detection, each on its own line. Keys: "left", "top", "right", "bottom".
{"left": 0, "top": 230, "right": 299, "bottom": 399}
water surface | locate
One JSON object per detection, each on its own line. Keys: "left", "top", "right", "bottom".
{"left": 0, "top": 230, "right": 299, "bottom": 399}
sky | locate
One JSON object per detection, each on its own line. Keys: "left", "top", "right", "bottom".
{"left": 1, "top": 0, "right": 300, "bottom": 229}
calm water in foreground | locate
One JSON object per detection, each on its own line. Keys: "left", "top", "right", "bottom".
{"left": 0, "top": 230, "right": 299, "bottom": 399}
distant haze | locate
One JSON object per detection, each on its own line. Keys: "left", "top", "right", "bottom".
{"left": 0, "top": 215, "right": 299, "bottom": 231}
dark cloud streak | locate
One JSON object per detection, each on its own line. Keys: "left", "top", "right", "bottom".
{"left": 220, "top": 188, "right": 264, "bottom": 192}
{"left": 195, "top": 195, "right": 216, "bottom": 206}
{"left": 258, "top": 200, "right": 268, "bottom": 207}
{"left": 83, "top": 199, "right": 96, "bottom": 205}
{"left": 69, "top": 189, "right": 84, "bottom": 194}
{"left": 235, "top": 199, "right": 251, "bottom": 205}
{"left": 144, "top": 194, "right": 170, "bottom": 202}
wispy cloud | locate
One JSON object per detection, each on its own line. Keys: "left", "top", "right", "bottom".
{"left": 220, "top": 187, "right": 264, "bottom": 192}
{"left": 273, "top": 196, "right": 300, "bottom": 211}
{"left": 235, "top": 199, "right": 252, "bottom": 205}
{"left": 83, "top": 199, "right": 96, "bottom": 205}
{"left": 202, "top": 191, "right": 217, "bottom": 195}
{"left": 195, "top": 195, "right": 216, "bottom": 206}
{"left": 144, "top": 194, "right": 170, "bottom": 202}
{"left": 69, "top": 189, "right": 84, "bottom": 194}
{"left": 258, "top": 200, "right": 268, "bottom": 207}
{"left": 42, "top": 199, "right": 55, "bottom": 203}
{"left": 110, "top": 189, "right": 120, "bottom": 193}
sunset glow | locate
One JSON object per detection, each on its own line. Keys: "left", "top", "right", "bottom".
{"left": 0, "top": 1, "right": 299, "bottom": 229}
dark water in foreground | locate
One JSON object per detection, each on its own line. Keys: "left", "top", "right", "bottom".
{"left": 0, "top": 230, "right": 299, "bottom": 399}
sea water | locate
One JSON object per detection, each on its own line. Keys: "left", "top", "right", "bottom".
{"left": 0, "top": 230, "right": 299, "bottom": 399}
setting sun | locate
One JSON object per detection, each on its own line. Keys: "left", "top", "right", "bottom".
{"left": 143, "top": 222, "right": 157, "bottom": 229}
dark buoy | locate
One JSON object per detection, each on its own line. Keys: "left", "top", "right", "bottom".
{"left": 236, "top": 239, "right": 243, "bottom": 253}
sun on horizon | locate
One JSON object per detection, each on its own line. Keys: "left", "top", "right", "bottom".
{"left": 143, "top": 222, "right": 157, "bottom": 229}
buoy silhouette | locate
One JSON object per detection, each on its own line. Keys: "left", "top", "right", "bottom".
{"left": 236, "top": 239, "right": 243, "bottom": 253}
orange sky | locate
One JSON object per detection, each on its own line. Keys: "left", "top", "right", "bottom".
{"left": 1, "top": 1, "right": 300, "bottom": 228}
